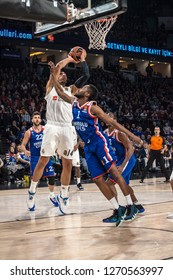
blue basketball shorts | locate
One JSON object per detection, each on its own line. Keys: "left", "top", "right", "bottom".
{"left": 108, "top": 155, "right": 136, "bottom": 185}
{"left": 30, "top": 156, "right": 55, "bottom": 178}
{"left": 84, "top": 135, "right": 117, "bottom": 179}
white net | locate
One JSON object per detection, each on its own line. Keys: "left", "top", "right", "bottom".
{"left": 85, "top": 15, "right": 117, "bottom": 50}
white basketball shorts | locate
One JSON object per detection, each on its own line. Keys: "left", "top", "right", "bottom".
{"left": 72, "top": 149, "right": 80, "bottom": 167}
{"left": 41, "top": 123, "right": 74, "bottom": 159}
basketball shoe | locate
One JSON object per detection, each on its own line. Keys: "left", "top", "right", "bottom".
{"left": 102, "top": 205, "right": 126, "bottom": 223}
{"left": 135, "top": 204, "right": 145, "bottom": 213}
{"left": 124, "top": 204, "right": 138, "bottom": 221}
{"left": 27, "top": 190, "right": 36, "bottom": 211}
{"left": 49, "top": 195, "right": 59, "bottom": 207}
{"left": 77, "top": 183, "right": 84, "bottom": 191}
{"left": 58, "top": 194, "right": 70, "bottom": 214}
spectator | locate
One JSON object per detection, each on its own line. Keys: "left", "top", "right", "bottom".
{"left": 146, "top": 63, "right": 153, "bottom": 77}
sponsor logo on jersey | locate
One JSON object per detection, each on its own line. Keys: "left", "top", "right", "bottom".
{"left": 52, "top": 96, "right": 58, "bottom": 100}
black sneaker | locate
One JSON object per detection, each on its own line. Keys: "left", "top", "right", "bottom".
{"left": 135, "top": 204, "right": 145, "bottom": 213}
{"left": 102, "top": 206, "right": 126, "bottom": 224}
{"left": 118, "top": 205, "right": 127, "bottom": 219}
{"left": 77, "top": 183, "right": 84, "bottom": 190}
{"left": 140, "top": 179, "right": 144, "bottom": 183}
{"left": 103, "top": 209, "right": 119, "bottom": 223}
{"left": 124, "top": 204, "right": 138, "bottom": 221}
{"left": 115, "top": 205, "right": 127, "bottom": 227}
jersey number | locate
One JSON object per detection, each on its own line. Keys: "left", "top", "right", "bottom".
{"left": 102, "top": 156, "right": 110, "bottom": 165}
{"left": 35, "top": 134, "right": 43, "bottom": 141}
{"left": 77, "top": 111, "right": 80, "bottom": 119}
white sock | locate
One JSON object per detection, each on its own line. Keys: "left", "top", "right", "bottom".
{"left": 61, "top": 185, "right": 69, "bottom": 198}
{"left": 77, "top": 177, "right": 80, "bottom": 184}
{"left": 29, "top": 180, "right": 38, "bottom": 193}
{"left": 134, "top": 201, "right": 139, "bottom": 205}
{"left": 49, "top": 191, "right": 55, "bottom": 198}
{"left": 125, "top": 194, "right": 133, "bottom": 205}
{"left": 109, "top": 197, "right": 119, "bottom": 210}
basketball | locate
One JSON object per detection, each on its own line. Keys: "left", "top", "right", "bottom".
{"left": 68, "top": 46, "right": 84, "bottom": 62}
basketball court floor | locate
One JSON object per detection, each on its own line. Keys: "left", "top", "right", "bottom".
{"left": 0, "top": 177, "right": 173, "bottom": 260}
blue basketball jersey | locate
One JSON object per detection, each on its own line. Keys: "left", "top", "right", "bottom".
{"left": 105, "top": 129, "right": 126, "bottom": 165}
{"left": 28, "top": 126, "right": 54, "bottom": 177}
{"left": 18, "top": 153, "right": 30, "bottom": 167}
{"left": 29, "top": 127, "right": 44, "bottom": 157}
{"left": 9, "top": 154, "right": 17, "bottom": 164}
{"left": 72, "top": 100, "right": 104, "bottom": 143}
{"left": 72, "top": 100, "right": 117, "bottom": 179}
{"left": 105, "top": 129, "right": 136, "bottom": 185}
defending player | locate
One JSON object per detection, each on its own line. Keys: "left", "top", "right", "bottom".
{"left": 103, "top": 112, "right": 145, "bottom": 223}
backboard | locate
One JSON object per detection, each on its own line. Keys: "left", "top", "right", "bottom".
{"left": 34, "top": 0, "right": 127, "bottom": 37}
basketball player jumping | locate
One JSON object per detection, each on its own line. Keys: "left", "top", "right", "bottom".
{"left": 21, "top": 112, "right": 58, "bottom": 210}
{"left": 51, "top": 71, "right": 143, "bottom": 226}
{"left": 27, "top": 49, "right": 89, "bottom": 211}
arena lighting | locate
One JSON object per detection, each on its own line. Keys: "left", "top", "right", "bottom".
{"left": 30, "top": 52, "right": 45, "bottom": 57}
{"left": 47, "top": 34, "right": 54, "bottom": 42}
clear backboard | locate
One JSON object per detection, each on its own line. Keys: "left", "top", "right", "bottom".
{"left": 34, "top": 0, "right": 127, "bottom": 37}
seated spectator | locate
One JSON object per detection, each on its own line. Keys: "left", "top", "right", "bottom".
{"left": 5, "top": 145, "right": 24, "bottom": 183}
{"left": 0, "top": 157, "right": 8, "bottom": 184}
{"left": 163, "top": 145, "right": 172, "bottom": 170}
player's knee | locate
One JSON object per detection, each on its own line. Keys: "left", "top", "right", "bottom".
{"left": 93, "top": 176, "right": 103, "bottom": 184}
{"left": 39, "top": 157, "right": 49, "bottom": 167}
{"left": 110, "top": 171, "right": 122, "bottom": 182}
{"left": 62, "top": 159, "right": 72, "bottom": 171}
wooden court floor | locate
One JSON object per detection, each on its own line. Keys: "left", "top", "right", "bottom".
{"left": 0, "top": 177, "right": 173, "bottom": 260}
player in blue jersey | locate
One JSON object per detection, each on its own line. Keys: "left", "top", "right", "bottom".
{"left": 51, "top": 71, "right": 143, "bottom": 226}
{"left": 103, "top": 112, "right": 145, "bottom": 222}
{"left": 21, "top": 111, "right": 61, "bottom": 211}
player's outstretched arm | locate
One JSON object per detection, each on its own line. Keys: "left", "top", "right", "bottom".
{"left": 117, "top": 131, "right": 134, "bottom": 171}
{"left": 90, "top": 105, "right": 142, "bottom": 145}
{"left": 55, "top": 56, "right": 78, "bottom": 76}
{"left": 52, "top": 72, "right": 75, "bottom": 104}
{"left": 71, "top": 49, "right": 90, "bottom": 95}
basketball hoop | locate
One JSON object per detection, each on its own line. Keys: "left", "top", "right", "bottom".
{"left": 85, "top": 15, "right": 117, "bottom": 50}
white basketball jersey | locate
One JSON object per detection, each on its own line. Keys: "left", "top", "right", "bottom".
{"left": 45, "top": 86, "right": 72, "bottom": 125}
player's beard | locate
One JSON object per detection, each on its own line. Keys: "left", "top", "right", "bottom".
{"left": 33, "top": 121, "right": 41, "bottom": 127}
{"left": 74, "top": 92, "right": 83, "bottom": 99}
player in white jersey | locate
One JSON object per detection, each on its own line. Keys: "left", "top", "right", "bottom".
{"left": 27, "top": 49, "right": 89, "bottom": 211}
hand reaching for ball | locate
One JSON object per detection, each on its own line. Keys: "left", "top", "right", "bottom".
{"left": 68, "top": 46, "right": 87, "bottom": 63}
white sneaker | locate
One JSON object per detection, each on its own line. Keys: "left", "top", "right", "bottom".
{"left": 49, "top": 195, "right": 59, "bottom": 207}
{"left": 55, "top": 195, "right": 66, "bottom": 215}
{"left": 59, "top": 193, "right": 70, "bottom": 214}
{"left": 27, "top": 191, "right": 36, "bottom": 211}
{"left": 167, "top": 213, "right": 173, "bottom": 219}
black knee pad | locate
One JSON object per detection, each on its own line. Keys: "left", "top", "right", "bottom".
{"left": 48, "top": 176, "right": 55, "bottom": 186}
